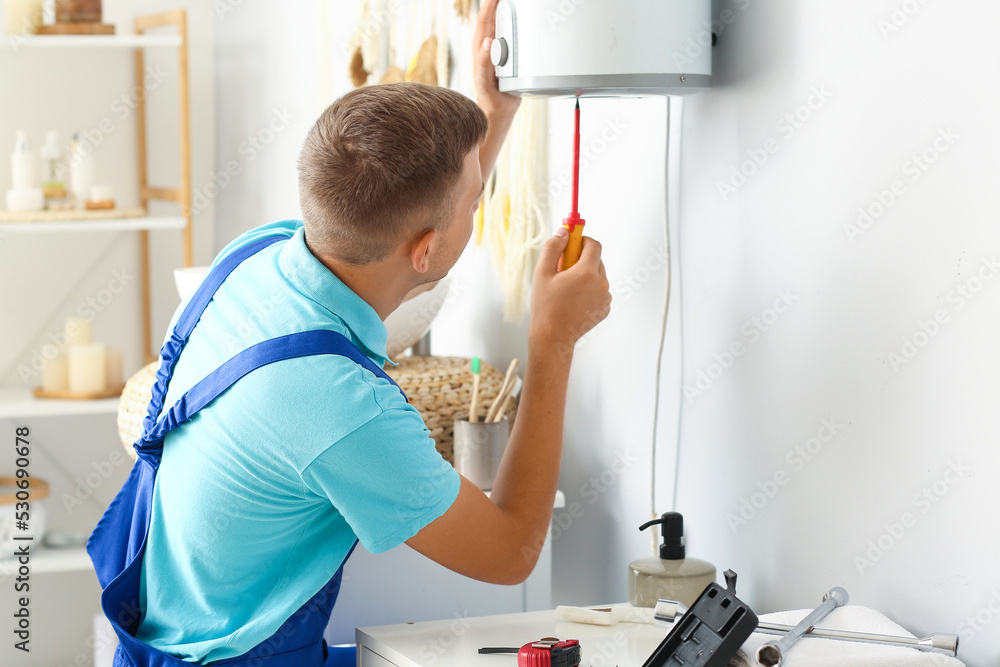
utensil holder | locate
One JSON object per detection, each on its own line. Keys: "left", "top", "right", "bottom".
{"left": 453, "top": 417, "right": 509, "bottom": 491}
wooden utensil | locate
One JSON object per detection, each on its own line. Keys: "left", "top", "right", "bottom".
{"left": 486, "top": 359, "right": 519, "bottom": 422}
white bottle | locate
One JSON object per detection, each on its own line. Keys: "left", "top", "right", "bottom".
{"left": 6, "top": 131, "right": 43, "bottom": 212}
{"left": 11, "top": 130, "right": 37, "bottom": 190}
{"left": 69, "top": 132, "right": 95, "bottom": 210}
{"left": 40, "top": 131, "right": 67, "bottom": 198}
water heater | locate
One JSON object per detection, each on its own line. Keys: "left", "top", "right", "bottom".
{"left": 491, "top": 0, "right": 712, "bottom": 97}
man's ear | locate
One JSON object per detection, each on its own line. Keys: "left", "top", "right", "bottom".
{"left": 409, "top": 228, "right": 438, "bottom": 274}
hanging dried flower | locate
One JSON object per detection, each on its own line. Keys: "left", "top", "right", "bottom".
{"left": 349, "top": 46, "right": 368, "bottom": 87}
{"left": 454, "top": 0, "right": 473, "bottom": 22}
{"left": 407, "top": 35, "right": 439, "bottom": 85}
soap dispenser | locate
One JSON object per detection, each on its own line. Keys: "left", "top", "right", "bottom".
{"left": 628, "top": 512, "right": 716, "bottom": 608}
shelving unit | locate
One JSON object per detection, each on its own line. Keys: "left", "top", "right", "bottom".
{"left": 0, "top": 10, "right": 192, "bottom": 366}
{"left": 2, "top": 34, "right": 182, "bottom": 50}
{"left": 0, "top": 11, "right": 191, "bottom": 587}
{"left": 0, "top": 387, "right": 120, "bottom": 419}
{"left": 0, "top": 546, "right": 91, "bottom": 577}
{"left": 0, "top": 215, "right": 184, "bottom": 234}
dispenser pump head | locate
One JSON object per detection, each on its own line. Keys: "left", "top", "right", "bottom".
{"left": 639, "top": 512, "right": 686, "bottom": 560}
{"left": 13, "top": 131, "right": 29, "bottom": 152}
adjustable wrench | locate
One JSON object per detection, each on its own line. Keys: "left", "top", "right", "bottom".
{"left": 755, "top": 587, "right": 848, "bottom": 666}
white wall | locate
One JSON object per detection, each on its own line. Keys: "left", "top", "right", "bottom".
{"left": 0, "top": 1, "right": 215, "bottom": 664}
{"left": 676, "top": 1, "right": 1000, "bottom": 665}
{"left": 680, "top": 0, "right": 1000, "bottom": 665}
{"left": 215, "top": 1, "right": 1000, "bottom": 666}
{"left": 211, "top": 0, "right": 324, "bottom": 246}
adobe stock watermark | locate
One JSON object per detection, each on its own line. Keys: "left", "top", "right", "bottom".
{"left": 589, "top": 630, "right": 632, "bottom": 667}
{"left": 416, "top": 611, "right": 475, "bottom": 666}
{"left": 62, "top": 65, "right": 171, "bottom": 183}
{"left": 387, "top": 278, "right": 471, "bottom": 357}
{"left": 218, "top": 289, "right": 287, "bottom": 353}
{"left": 340, "top": 0, "right": 404, "bottom": 58}
{"left": 571, "top": 244, "right": 669, "bottom": 354}
{"left": 545, "top": 116, "right": 629, "bottom": 208}
{"left": 878, "top": 0, "right": 933, "bottom": 40}
{"left": 671, "top": 0, "right": 752, "bottom": 70}
{"left": 956, "top": 589, "right": 1000, "bottom": 646}
{"left": 520, "top": 448, "right": 638, "bottom": 565}
{"left": 544, "top": 0, "right": 587, "bottom": 28}
{"left": 853, "top": 458, "right": 969, "bottom": 575}
{"left": 684, "top": 288, "right": 798, "bottom": 402}
{"left": 726, "top": 416, "right": 845, "bottom": 533}
{"left": 6, "top": 1, "right": 56, "bottom": 52}
{"left": 52, "top": 620, "right": 119, "bottom": 667}
{"left": 885, "top": 254, "right": 998, "bottom": 372}
{"left": 843, "top": 126, "right": 959, "bottom": 243}
{"left": 17, "top": 267, "right": 136, "bottom": 385}
{"left": 213, "top": 0, "right": 245, "bottom": 19}
{"left": 610, "top": 246, "right": 668, "bottom": 308}
{"left": 186, "top": 108, "right": 295, "bottom": 217}
{"left": 62, "top": 450, "right": 132, "bottom": 513}
{"left": 716, "top": 85, "right": 834, "bottom": 201}
{"left": 553, "top": 448, "right": 638, "bottom": 541}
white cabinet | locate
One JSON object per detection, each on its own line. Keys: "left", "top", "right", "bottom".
{"left": 325, "top": 492, "right": 564, "bottom": 646}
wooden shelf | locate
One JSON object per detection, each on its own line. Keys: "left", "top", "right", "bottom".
{"left": 0, "top": 34, "right": 182, "bottom": 51}
{"left": 0, "top": 546, "right": 92, "bottom": 577}
{"left": 0, "top": 387, "right": 120, "bottom": 419}
{"left": 0, "top": 214, "right": 185, "bottom": 234}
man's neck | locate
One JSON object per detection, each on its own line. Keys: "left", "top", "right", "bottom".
{"left": 306, "top": 243, "right": 411, "bottom": 321}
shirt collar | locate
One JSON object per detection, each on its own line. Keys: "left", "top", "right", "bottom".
{"left": 278, "top": 226, "right": 390, "bottom": 366}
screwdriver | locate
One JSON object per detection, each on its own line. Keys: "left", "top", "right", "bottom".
{"left": 561, "top": 98, "right": 585, "bottom": 270}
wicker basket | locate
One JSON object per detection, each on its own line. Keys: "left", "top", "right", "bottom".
{"left": 117, "top": 356, "right": 517, "bottom": 466}
{"left": 117, "top": 362, "right": 157, "bottom": 461}
{"left": 383, "top": 356, "right": 516, "bottom": 465}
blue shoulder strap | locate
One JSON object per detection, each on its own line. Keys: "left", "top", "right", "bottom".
{"left": 142, "top": 235, "right": 285, "bottom": 436}
{"left": 88, "top": 230, "right": 396, "bottom": 626}
{"left": 134, "top": 233, "right": 402, "bottom": 467}
{"left": 134, "top": 330, "right": 394, "bottom": 463}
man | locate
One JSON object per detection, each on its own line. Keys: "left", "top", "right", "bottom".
{"left": 91, "top": 1, "right": 611, "bottom": 665}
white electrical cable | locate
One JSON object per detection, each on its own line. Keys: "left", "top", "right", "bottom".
{"left": 649, "top": 96, "right": 686, "bottom": 554}
{"left": 649, "top": 97, "right": 671, "bottom": 552}
{"left": 669, "top": 99, "right": 686, "bottom": 514}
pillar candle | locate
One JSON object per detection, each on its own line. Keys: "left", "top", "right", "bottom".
{"left": 104, "top": 347, "right": 123, "bottom": 390}
{"left": 5, "top": 0, "right": 43, "bottom": 36}
{"left": 42, "top": 354, "right": 68, "bottom": 392}
{"left": 68, "top": 344, "right": 106, "bottom": 394}
{"left": 65, "top": 317, "right": 92, "bottom": 346}
{"left": 90, "top": 184, "right": 114, "bottom": 202}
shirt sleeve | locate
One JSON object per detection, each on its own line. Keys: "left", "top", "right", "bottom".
{"left": 298, "top": 406, "right": 461, "bottom": 554}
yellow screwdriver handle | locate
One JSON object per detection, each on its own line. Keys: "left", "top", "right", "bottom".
{"left": 561, "top": 223, "right": 585, "bottom": 270}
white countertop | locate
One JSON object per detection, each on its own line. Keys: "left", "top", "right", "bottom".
{"left": 357, "top": 606, "right": 666, "bottom": 667}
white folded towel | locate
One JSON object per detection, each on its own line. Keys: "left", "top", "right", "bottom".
{"left": 732, "top": 605, "right": 964, "bottom": 667}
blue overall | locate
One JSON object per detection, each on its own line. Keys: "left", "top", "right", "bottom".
{"left": 87, "top": 234, "right": 404, "bottom": 666}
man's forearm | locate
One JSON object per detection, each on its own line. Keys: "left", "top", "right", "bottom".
{"left": 479, "top": 110, "right": 515, "bottom": 181}
{"left": 488, "top": 340, "right": 572, "bottom": 561}
{"left": 404, "top": 231, "right": 608, "bottom": 585}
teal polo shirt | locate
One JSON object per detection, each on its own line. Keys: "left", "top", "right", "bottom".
{"left": 134, "top": 220, "right": 461, "bottom": 662}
